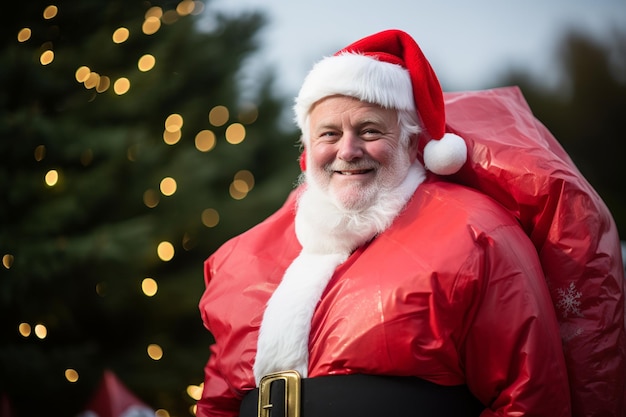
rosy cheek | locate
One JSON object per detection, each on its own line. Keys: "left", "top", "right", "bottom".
{"left": 310, "top": 144, "right": 336, "bottom": 167}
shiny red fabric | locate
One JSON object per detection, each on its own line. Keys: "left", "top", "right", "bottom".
{"left": 197, "top": 87, "right": 625, "bottom": 417}
{"left": 199, "top": 180, "right": 571, "bottom": 417}
{"left": 445, "top": 87, "right": 625, "bottom": 417}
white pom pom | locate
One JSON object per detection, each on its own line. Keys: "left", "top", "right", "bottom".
{"left": 423, "top": 133, "right": 467, "bottom": 175}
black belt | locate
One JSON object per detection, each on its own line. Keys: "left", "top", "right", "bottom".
{"left": 240, "top": 370, "right": 485, "bottom": 417}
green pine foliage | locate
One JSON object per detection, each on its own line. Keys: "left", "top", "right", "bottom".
{"left": 0, "top": 1, "right": 300, "bottom": 416}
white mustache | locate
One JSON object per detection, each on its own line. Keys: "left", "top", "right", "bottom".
{"left": 325, "top": 161, "right": 379, "bottom": 172}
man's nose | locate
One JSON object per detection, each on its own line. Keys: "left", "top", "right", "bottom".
{"left": 337, "top": 133, "right": 364, "bottom": 161}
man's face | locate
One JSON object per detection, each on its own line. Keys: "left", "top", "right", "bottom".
{"left": 306, "top": 95, "right": 418, "bottom": 211}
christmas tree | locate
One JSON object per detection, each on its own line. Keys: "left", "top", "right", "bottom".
{"left": 0, "top": 1, "right": 300, "bottom": 416}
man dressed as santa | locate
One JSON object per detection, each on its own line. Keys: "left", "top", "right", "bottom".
{"left": 197, "top": 30, "right": 625, "bottom": 417}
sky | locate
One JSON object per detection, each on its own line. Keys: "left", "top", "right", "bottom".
{"left": 203, "top": 0, "right": 626, "bottom": 98}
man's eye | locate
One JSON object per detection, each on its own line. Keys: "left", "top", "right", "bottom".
{"left": 320, "top": 131, "right": 338, "bottom": 138}
{"left": 361, "top": 129, "right": 382, "bottom": 139}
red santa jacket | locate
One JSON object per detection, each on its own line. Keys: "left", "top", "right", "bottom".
{"left": 198, "top": 87, "right": 625, "bottom": 417}
{"left": 198, "top": 177, "right": 571, "bottom": 417}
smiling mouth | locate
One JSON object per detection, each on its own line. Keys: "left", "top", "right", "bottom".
{"left": 336, "top": 169, "right": 373, "bottom": 175}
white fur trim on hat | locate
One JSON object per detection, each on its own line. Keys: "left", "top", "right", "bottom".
{"left": 423, "top": 133, "right": 467, "bottom": 175}
{"left": 294, "top": 53, "right": 414, "bottom": 133}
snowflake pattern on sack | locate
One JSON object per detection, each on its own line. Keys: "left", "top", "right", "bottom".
{"left": 556, "top": 282, "right": 584, "bottom": 318}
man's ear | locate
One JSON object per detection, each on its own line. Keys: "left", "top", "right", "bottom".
{"left": 407, "top": 134, "right": 420, "bottom": 163}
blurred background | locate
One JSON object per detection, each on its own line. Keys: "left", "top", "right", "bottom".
{"left": 1, "top": 0, "right": 624, "bottom": 416}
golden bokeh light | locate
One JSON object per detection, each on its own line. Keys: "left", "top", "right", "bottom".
{"left": 157, "top": 241, "right": 175, "bottom": 262}
{"left": 235, "top": 170, "right": 255, "bottom": 191}
{"left": 225, "top": 123, "right": 246, "bottom": 144}
{"left": 18, "top": 323, "right": 31, "bottom": 337}
{"left": 84, "top": 72, "right": 100, "bottom": 89}
{"left": 162, "top": 10, "right": 179, "bottom": 25}
{"left": 186, "top": 384, "right": 203, "bottom": 400}
{"left": 43, "top": 5, "right": 58, "bottom": 19}
{"left": 95, "top": 282, "right": 107, "bottom": 297}
{"left": 142, "top": 278, "right": 158, "bottom": 297}
{"left": 176, "top": 0, "right": 196, "bottom": 16}
{"left": 165, "top": 113, "right": 183, "bottom": 132}
{"left": 138, "top": 54, "right": 156, "bottom": 72}
{"left": 45, "top": 169, "right": 59, "bottom": 187}
{"left": 208, "top": 105, "right": 229, "bottom": 127}
{"left": 113, "top": 77, "right": 130, "bottom": 95}
{"left": 17, "top": 28, "right": 31, "bottom": 42}
{"left": 142, "top": 16, "right": 161, "bottom": 35}
{"left": 145, "top": 6, "right": 163, "bottom": 19}
{"left": 34, "top": 145, "right": 46, "bottom": 161}
{"left": 3, "top": 254, "right": 15, "bottom": 269}
{"left": 40, "top": 50, "right": 54, "bottom": 65}
{"left": 147, "top": 343, "right": 163, "bottom": 360}
{"left": 96, "top": 76, "right": 110, "bottom": 93}
{"left": 112, "top": 27, "right": 130, "bottom": 44}
{"left": 65, "top": 369, "right": 79, "bottom": 383}
{"left": 155, "top": 409, "right": 171, "bottom": 417}
{"left": 163, "top": 129, "right": 181, "bottom": 145}
{"left": 143, "top": 189, "right": 160, "bottom": 208}
{"left": 75, "top": 66, "right": 90, "bottom": 83}
{"left": 195, "top": 130, "right": 216, "bottom": 152}
{"left": 229, "top": 183, "right": 246, "bottom": 200}
{"left": 34, "top": 323, "right": 47, "bottom": 339}
{"left": 201, "top": 208, "right": 220, "bottom": 228}
{"left": 159, "top": 177, "right": 177, "bottom": 196}
{"left": 232, "top": 179, "right": 249, "bottom": 194}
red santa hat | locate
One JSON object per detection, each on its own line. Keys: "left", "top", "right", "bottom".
{"left": 294, "top": 29, "right": 467, "bottom": 176}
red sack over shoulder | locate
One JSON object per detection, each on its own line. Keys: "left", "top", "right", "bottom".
{"left": 444, "top": 86, "right": 625, "bottom": 417}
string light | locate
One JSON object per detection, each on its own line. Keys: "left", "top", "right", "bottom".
{"left": 163, "top": 129, "right": 181, "bottom": 145}
{"left": 112, "top": 27, "right": 130, "bottom": 44}
{"left": 43, "top": 5, "right": 58, "bottom": 20}
{"left": 3, "top": 254, "right": 14, "bottom": 269}
{"left": 34, "top": 145, "right": 46, "bottom": 161}
{"left": 159, "top": 177, "right": 177, "bottom": 196}
{"left": 161, "top": 10, "right": 179, "bottom": 25}
{"left": 176, "top": 0, "right": 196, "bottom": 16}
{"left": 201, "top": 208, "right": 219, "bottom": 227}
{"left": 40, "top": 50, "right": 54, "bottom": 66}
{"left": 45, "top": 169, "right": 59, "bottom": 187}
{"left": 164, "top": 113, "right": 183, "bottom": 132}
{"left": 96, "top": 76, "right": 110, "bottom": 93}
{"left": 208, "top": 105, "right": 229, "bottom": 127}
{"left": 141, "top": 278, "right": 158, "bottom": 297}
{"left": 138, "top": 54, "right": 156, "bottom": 72}
{"left": 12, "top": 2, "right": 260, "bottom": 409}
{"left": 145, "top": 6, "right": 163, "bottom": 19}
{"left": 34, "top": 323, "right": 47, "bottom": 339}
{"left": 142, "top": 16, "right": 161, "bottom": 35}
{"left": 147, "top": 344, "right": 163, "bottom": 360}
{"left": 157, "top": 241, "right": 174, "bottom": 261}
{"left": 143, "top": 189, "right": 160, "bottom": 208}
{"left": 17, "top": 28, "right": 31, "bottom": 42}
{"left": 65, "top": 369, "right": 79, "bottom": 382}
{"left": 195, "top": 130, "right": 216, "bottom": 152}
{"left": 18, "top": 323, "right": 31, "bottom": 337}
{"left": 225, "top": 123, "right": 246, "bottom": 145}
{"left": 113, "top": 77, "right": 130, "bottom": 95}
{"left": 186, "top": 383, "right": 203, "bottom": 400}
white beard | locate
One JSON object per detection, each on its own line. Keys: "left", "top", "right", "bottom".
{"left": 253, "top": 161, "right": 426, "bottom": 384}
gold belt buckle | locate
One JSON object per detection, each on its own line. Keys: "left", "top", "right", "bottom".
{"left": 257, "top": 370, "right": 301, "bottom": 417}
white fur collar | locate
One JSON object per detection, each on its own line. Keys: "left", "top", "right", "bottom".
{"left": 253, "top": 162, "right": 426, "bottom": 384}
